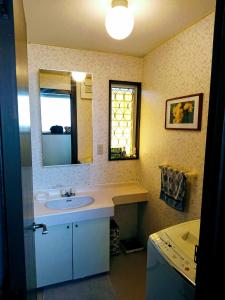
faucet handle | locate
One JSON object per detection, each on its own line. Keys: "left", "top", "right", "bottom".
{"left": 60, "top": 188, "right": 67, "bottom": 197}
{"left": 70, "top": 187, "right": 76, "bottom": 196}
{"left": 60, "top": 187, "right": 75, "bottom": 197}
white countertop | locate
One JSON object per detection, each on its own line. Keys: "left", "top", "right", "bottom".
{"left": 34, "top": 182, "right": 148, "bottom": 226}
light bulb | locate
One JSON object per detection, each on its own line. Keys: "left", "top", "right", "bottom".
{"left": 72, "top": 71, "right": 86, "bottom": 82}
{"left": 105, "top": 5, "right": 134, "bottom": 40}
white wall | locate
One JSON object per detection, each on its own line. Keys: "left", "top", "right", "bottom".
{"left": 138, "top": 13, "right": 215, "bottom": 241}
{"left": 28, "top": 44, "right": 143, "bottom": 191}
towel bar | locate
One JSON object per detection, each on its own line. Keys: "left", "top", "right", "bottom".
{"left": 159, "top": 165, "right": 197, "bottom": 178}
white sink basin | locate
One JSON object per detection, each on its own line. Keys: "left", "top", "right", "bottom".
{"left": 45, "top": 196, "right": 94, "bottom": 210}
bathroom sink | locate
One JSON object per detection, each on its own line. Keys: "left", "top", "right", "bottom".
{"left": 45, "top": 196, "right": 94, "bottom": 210}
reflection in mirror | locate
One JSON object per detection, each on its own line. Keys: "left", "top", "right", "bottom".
{"left": 39, "top": 70, "right": 93, "bottom": 166}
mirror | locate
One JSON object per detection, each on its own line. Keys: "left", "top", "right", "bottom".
{"left": 39, "top": 69, "right": 93, "bottom": 166}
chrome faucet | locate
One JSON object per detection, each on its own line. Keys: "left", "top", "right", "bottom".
{"left": 60, "top": 188, "right": 76, "bottom": 197}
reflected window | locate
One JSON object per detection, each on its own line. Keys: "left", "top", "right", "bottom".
{"left": 109, "top": 81, "right": 141, "bottom": 160}
{"left": 40, "top": 89, "right": 73, "bottom": 166}
{"left": 40, "top": 89, "right": 71, "bottom": 133}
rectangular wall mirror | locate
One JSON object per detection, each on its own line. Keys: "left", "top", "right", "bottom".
{"left": 108, "top": 80, "right": 141, "bottom": 160}
{"left": 39, "top": 69, "right": 93, "bottom": 166}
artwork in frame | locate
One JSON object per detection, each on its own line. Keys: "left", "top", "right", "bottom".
{"left": 165, "top": 93, "right": 203, "bottom": 130}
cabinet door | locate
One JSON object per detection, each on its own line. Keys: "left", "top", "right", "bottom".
{"left": 35, "top": 223, "right": 72, "bottom": 287}
{"left": 73, "top": 218, "right": 109, "bottom": 279}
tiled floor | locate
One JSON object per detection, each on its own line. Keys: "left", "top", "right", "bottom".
{"left": 39, "top": 250, "right": 147, "bottom": 300}
{"left": 43, "top": 275, "right": 117, "bottom": 300}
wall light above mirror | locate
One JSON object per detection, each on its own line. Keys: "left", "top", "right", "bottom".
{"left": 39, "top": 69, "right": 93, "bottom": 166}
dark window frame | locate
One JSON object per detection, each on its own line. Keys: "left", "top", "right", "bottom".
{"left": 108, "top": 80, "right": 141, "bottom": 161}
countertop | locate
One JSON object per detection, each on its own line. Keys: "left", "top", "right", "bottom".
{"left": 34, "top": 182, "right": 148, "bottom": 226}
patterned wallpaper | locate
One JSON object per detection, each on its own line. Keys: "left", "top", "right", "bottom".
{"left": 27, "top": 44, "right": 143, "bottom": 190}
{"left": 138, "top": 13, "right": 215, "bottom": 241}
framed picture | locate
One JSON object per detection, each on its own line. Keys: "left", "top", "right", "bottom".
{"left": 165, "top": 93, "right": 203, "bottom": 130}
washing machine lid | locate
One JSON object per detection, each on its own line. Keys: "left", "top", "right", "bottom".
{"left": 162, "top": 219, "right": 200, "bottom": 258}
{"left": 150, "top": 219, "right": 200, "bottom": 285}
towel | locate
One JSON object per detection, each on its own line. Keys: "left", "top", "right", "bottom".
{"left": 160, "top": 166, "right": 187, "bottom": 211}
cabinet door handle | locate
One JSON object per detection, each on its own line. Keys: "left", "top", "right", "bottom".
{"left": 33, "top": 223, "right": 48, "bottom": 234}
{"left": 75, "top": 224, "right": 78, "bottom": 228}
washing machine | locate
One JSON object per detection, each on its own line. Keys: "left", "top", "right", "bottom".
{"left": 146, "top": 219, "right": 200, "bottom": 300}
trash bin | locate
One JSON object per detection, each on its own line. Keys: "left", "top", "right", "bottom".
{"left": 110, "top": 219, "right": 120, "bottom": 256}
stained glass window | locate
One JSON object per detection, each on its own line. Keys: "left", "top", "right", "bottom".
{"left": 109, "top": 81, "right": 141, "bottom": 160}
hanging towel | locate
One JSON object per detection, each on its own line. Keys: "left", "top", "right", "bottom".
{"left": 160, "top": 166, "right": 187, "bottom": 211}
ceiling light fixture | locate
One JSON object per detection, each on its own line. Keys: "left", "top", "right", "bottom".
{"left": 72, "top": 71, "right": 86, "bottom": 82}
{"left": 105, "top": 0, "right": 134, "bottom": 40}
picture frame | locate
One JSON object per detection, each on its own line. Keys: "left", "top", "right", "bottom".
{"left": 165, "top": 93, "right": 203, "bottom": 130}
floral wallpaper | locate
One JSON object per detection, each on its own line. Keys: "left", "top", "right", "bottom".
{"left": 27, "top": 44, "right": 143, "bottom": 191}
{"left": 138, "top": 13, "right": 215, "bottom": 241}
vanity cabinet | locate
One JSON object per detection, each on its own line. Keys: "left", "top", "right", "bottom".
{"left": 73, "top": 217, "right": 110, "bottom": 279}
{"left": 35, "top": 217, "right": 110, "bottom": 287}
{"left": 35, "top": 223, "right": 73, "bottom": 287}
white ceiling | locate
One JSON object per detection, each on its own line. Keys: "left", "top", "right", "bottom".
{"left": 23, "top": 0, "right": 216, "bottom": 57}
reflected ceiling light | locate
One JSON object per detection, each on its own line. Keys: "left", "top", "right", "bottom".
{"left": 72, "top": 71, "right": 86, "bottom": 82}
{"left": 105, "top": 0, "right": 134, "bottom": 40}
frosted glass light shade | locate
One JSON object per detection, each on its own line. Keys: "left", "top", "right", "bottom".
{"left": 72, "top": 71, "right": 86, "bottom": 82}
{"left": 105, "top": 6, "right": 134, "bottom": 40}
